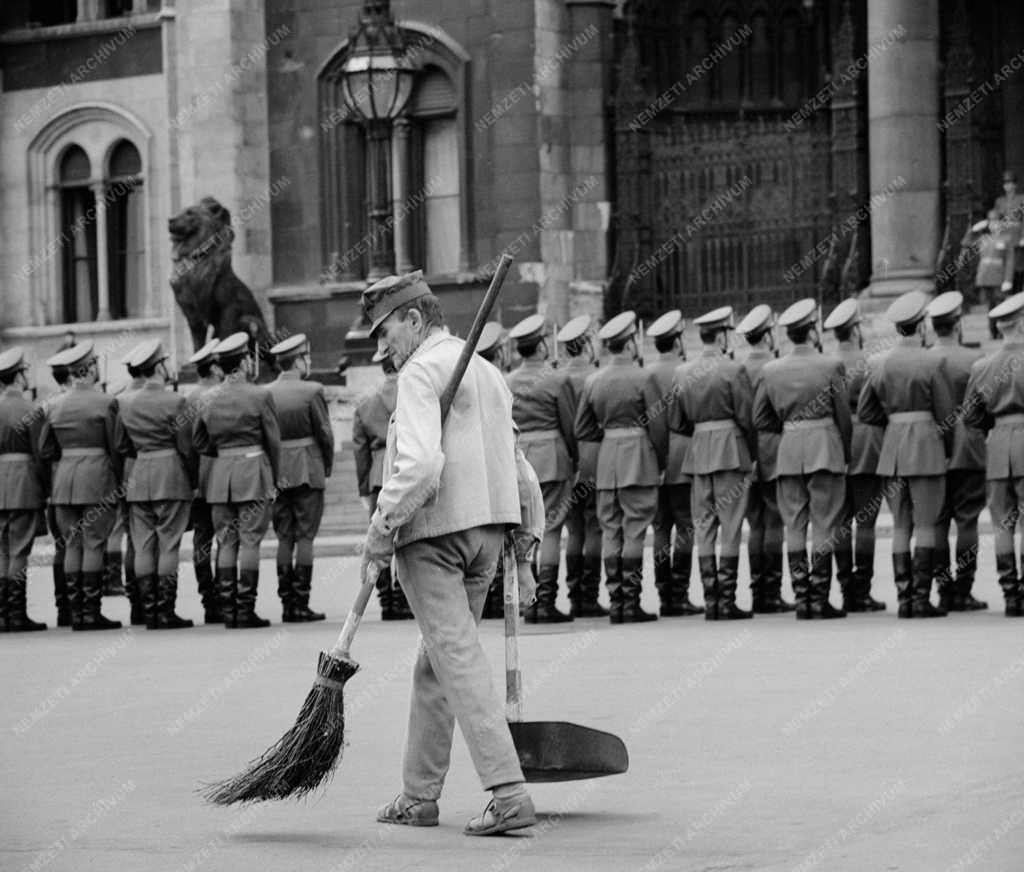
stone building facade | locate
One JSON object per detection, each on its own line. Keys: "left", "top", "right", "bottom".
{"left": 0, "top": 0, "right": 1022, "bottom": 388}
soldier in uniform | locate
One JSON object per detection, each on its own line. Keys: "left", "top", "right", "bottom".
{"left": 475, "top": 321, "right": 510, "bottom": 373}
{"left": 645, "top": 310, "right": 702, "bottom": 616}
{"left": 557, "top": 315, "right": 605, "bottom": 618}
{"left": 103, "top": 351, "right": 146, "bottom": 601}
{"left": 994, "top": 170, "right": 1024, "bottom": 295}
{"left": 474, "top": 322, "right": 510, "bottom": 618}
{"left": 353, "top": 349, "right": 414, "bottom": 621}
{"left": 858, "top": 291, "right": 956, "bottom": 618}
{"left": 506, "top": 314, "right": 575, "bottom": 623}
{"left": 0, "top": 348, "right": 47, "bottom": 631}
{"left": 185, "top": 340, "right": 225, "bottom": 623}
{"left": 736, "top": 304, "right": 792, "bottom": 613}
{"left": 670, "top": 306, "right": 754, "bottom": 620}
{"left": 193, "top": 332, "right": 281, "bottom": 628}
{"left": 926, "top": 292, "right": 988, "bottom": 611}
{"left": 42, "top": 350, "right": 71, "bottom": 626}
{"left": 824, "top": 299, "right": 886, "bottom": 612}
{"left": 114, "top": 340, "right": 196, "bottom": 629}
{"left": 265, "top": 333, "right": 335, "bottom": 622}
{"left": 39, "top": 342, "right": 123, "bottom": 631}
{"left": 963, "top": 291, "right": 1024, "bottom": 616}
{"left": 576, "top": 311, "right": 666, "bottom": 623}
{"left": 754, "top": 299, "right": 851, "bottom": 620}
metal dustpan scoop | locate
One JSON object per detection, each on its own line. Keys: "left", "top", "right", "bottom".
{"left": 503, "top": 549, "right": 629, "bottom": 782}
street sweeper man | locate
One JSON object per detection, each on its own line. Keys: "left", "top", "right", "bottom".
{"left": 360, "top": 270, "right": 540, "bottom": 836}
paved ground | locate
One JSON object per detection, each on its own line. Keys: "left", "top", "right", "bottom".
{"left": 3, "top": 542, "right": 1023, "bottom": 872}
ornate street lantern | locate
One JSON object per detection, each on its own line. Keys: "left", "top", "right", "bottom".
{"left": 341, "top": 0, "right": 416, "bottom": 280}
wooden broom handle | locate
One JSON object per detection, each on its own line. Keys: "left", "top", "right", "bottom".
{"left": 330, "top": 252, "right": 515, "bottom": 659}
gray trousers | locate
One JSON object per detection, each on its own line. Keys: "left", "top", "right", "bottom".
{"left": 394, "top": 524, "right": 524, "bottom": 800}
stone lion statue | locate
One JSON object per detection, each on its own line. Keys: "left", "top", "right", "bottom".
{"left": 168, "top": 196, "right": 274, "bottom": 368}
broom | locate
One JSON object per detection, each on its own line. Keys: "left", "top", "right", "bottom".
{"left": 201, "top": 252, "right": 515, "bottom": 805}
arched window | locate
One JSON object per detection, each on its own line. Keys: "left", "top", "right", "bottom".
{"left": 749, "top": 12, "right": 773, "bottom": 104}
{"left": 684, "top": 13, "right": 712, "bottom": 106}
{"left": 59, "top": 146, "right": 99, "bottom": 324}
{"left": 717, "top": 13, "right": 743, "bottom": 104}
{"left": 106, "top": 139, "right": 145, "bottom": 319}
{"left": 318, "top": 25, "right": 470, "bottom": 282}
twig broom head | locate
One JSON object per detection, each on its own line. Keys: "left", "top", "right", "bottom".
{"left": 200, "top": 652, "right": 359, "bottom": 805}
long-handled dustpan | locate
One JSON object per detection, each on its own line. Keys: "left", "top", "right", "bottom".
{"left": 504, "top": 552, "right": 629, "bottom": 782}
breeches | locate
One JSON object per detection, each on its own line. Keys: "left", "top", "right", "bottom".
{"left": 690, "top": 471, "right": 751, "bottom": 557}
{"left": 596, "top": 486, "right": 658, "bottom": 562}
{"left": 129, "top": 500, "right": 191, "bottom": 576}
{"left": 885, "top": 476, "right": 945, "bottom": 552}
{"left": 777, "top": 472, "right": 846, "bottom": 554}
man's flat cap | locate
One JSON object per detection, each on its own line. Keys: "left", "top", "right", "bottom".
{"left": 598, "top": 311, "right": 637, "bottom": 343}
{"left": 990, "top": 291, "right": 1024, "bottom": 323}
{"left": 778, "top": 298, "right": 818, "bottom": 329}
{"left": 0, "top": 346, "right": 27, "bottom": 378}
{"left": 823, "top": 298, "right": 861, "bottom": 331}
{"left": 60, "top": 342, "right": 96, "bottom": 369}
{"left": 694, "top": 305, "right": 734, "bottom": 330}
{"left": 886, "top": 290, "right": 928, "bottom": 327}
{"left": 127, "top": 339, "right": 167, "bottom": 370}
{"left": 213, "top": 332, "right": 251, "bottom": 359}
{"left": 475, "top": 321, "right": 507, "bottom": 355}
{"left": 270, "top": 333, "right": 309, "bottom": 358}
{"left": 557, "top": 315, "right": 593, "bottom": 344}
{"left": 189, "top": 339, "right": 220, "bottom": 367}
{"left": 509, "top": 314, "right": 546, "bottom": 344}
{"left": 927, "top": 291, "right": 964, "bottom": 324}
{"left": 736, "top": 304, "right": 773, "bottom": 337}
{"left": 361, "top": 270, "right": 432, "bottom": 337}
{"left": 646, "top": 309, "right": 684, "bottom": 339}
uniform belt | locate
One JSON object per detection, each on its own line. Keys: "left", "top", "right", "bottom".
{"left": 0, "top": 452, "right": 31, "bottom": 461}
{"left": 783, "top": 418, "right": 834, "bottom": 431}
{"left": 995, "top": 413, "right": 1024, "bottom": 427}
{"left": 517, "top": 429, "right": 560, "bottom": 442}
{"left": 280, "top": 437, "right": 315, "bottom": 448}
{"left": 603, "top": 427, "right": 644, "bottom": 439}
{"left": 61, "top": 447, "right": 106, "bottom": 457}
{"left": 218, "top": 445, "right": 265, "bottom": 458}
{"left": 693, "top": 419, "right": 738, "bottom": 433}
{"left": 888, "top": 411, "right": 934, "bottom": 424}
{"left": 136, "top": 449, "right": 178, "bottom": 459}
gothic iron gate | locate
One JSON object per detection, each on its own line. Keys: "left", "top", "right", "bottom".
{"left": 611, "top": 0, "right": 845, "bottom": 320}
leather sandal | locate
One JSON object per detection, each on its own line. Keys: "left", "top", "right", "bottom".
{"left": 464, "top": 795, "right": 537, "bottom": 836}
{"left": 376, "top": 794, "right": 439, "bottom": 827}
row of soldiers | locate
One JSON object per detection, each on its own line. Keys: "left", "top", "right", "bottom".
{"left": 0, "top": 331, "right": 336, "bottom": 632}
{"left": 475, "top": 287, "right": 1024, "bottom": 623}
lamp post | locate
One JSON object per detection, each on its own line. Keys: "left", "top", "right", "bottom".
{"left": 341, "top": 0, "right": 416, "bottom": 280}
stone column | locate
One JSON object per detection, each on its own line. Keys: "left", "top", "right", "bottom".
{"left": 565, "top": 0, "right": 616, "bottom": 323}
{"left": 866, "top": 0, "right": 941, "bottom": 298}
{"left": 391, "top": 118, "right": 414, "bottom": 274}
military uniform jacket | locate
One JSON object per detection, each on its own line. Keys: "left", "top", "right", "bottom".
{"left": 184, "top": 378, "right": 221, "bottom": 498}
{"left": 115, "top": 382, "right": 196, "bottom": 502}
{"left": 753, "top": 346, "right": 852, "bottom": 475}
{"left": 832, "top": 343, "right": 883, "bottom": 476}
{"left": 39, "top": 383, "right": 122, "bottom": 505}
{"left": 929, "top": 339, "right": 985, "bottom": 471}
{"left": 648, "top": 353, "right": 692, "bottom": 485}
{"left": 114, "top": 376, "right": 145, "bottom": 481}
{"left": 353, "top": 375, "right": 396, "bottom": 496}
{"left": 671, "top": 350, "right": 755, "bottom": 475}
{"left": 561, "top": 357, "right": 600, "bottom": 482}
{"left": 963, "top": 342, "right": 1024, "bottom": 479}
{"left": 0, "top": 387, "right": 45, "bottom": 510}
{"left": 574, "top": 357, "right": 667, "bottom": 489}
{"left": 741, "top": 349, "right": 782, "bottom": 481}
{"left": 507, "top": 359, "right": 575, "bottom": 483}
{"left": 857, "top": 337, "right": 955, "bottom": 477}
{"left": 267, "top": 372, "right": 334, "bottom": 490}
{"left": 193, "top": 378, "right": 281, "bottom": 502}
